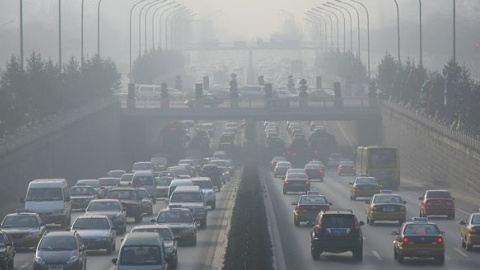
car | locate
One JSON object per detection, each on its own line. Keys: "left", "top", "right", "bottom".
{"left": 33, "top": 231, "right": 87, "bottom": 270}
{"left": 71, "top": 215, "right": 116, "bottom": 254}
{"left": 310, "top": 209, "right": 364, "bottom": 261}
{"left": 273, "top": 161, "right": 292, "bottom": 178}
{"left": 270, "top": 156, "right": 287, "bottom": 170}
{"left": 209, "top": 159, "right": 234, "bottom": 175}
{"left": 327, "top": 153, "right": 342, "bottom": 168}
{"left": 460, "top": 212, "right": 480, "bottom": 251}
{"left": 169, "top": 186, "right": 208, "bottom": 229}
{"left": 349, "top": 177, "right": 380, "bottom": 200}
{"left": 283, "top": 172, "right": 310, "bottom": 195}
{"left": 107, "top": 170, "right": 126, "bottom": 178}
{"left": 151, "top": 208, "right": 197, "bottom": 246}
{"left": 292, "top": 195, "right": 332, "bottom": 226}
{"left": 112, "top": 232, "right": 169, "bottom": 270}
{"left": 167, "top": 165, "right": 191, "bottom": 178}
{"left": 178, "top": 159, "right": 197, "bottom": 177}
{"left": 1, "top": 212, "right": 46, "bottom": 250}
{"left": 151, "top": 156, "right": 168, "bottom": 172}
{"left": 418, "top": 190, "right": 455, "bottom": 219}
{"left": 213, "top": 150, "right": 228, "bottom": 160}
{"left": 285, "top": 168, "right": 306, "bottom": 177}
{"left": 365, "top": 193, "right": 406, "bottom": 225}
{"left": 304, "top": 163, "right": 324, "bottom": 181}
{"left": 76, "top": 179, "right": 105, "bottom": 198}
{"left": 274, "top": 88, "right": 298, "bottom": 101}
{"left": 137, "top": 188, "right": 154, "bottom": 216}
{"left": 393, "top": 217, "right": 445, "bottom": 264}
{"left": 0, "top": 230, "right": 15, "bottom": 270}
{"left": 337, "top": 160, "right": 355, "bottom": 176}
{"left": 184, "top": 95, "right": 223, "bottom": 108}
{"left": 191, "top": 177, "right": 216, "bottom": 210}
{"left": 131, "top": 170, "right": 157, "bottom": 204}
{"left": 98, "top": 177, "right": 120, "bottom": 191}
{"left": 85, "top": 199, "right": 127, "bottom": 234}
{"left": 155, "top": 176, "right": 173, "bottom": 198}
{"left": 199, "top": 164, "right": 223, "bottom": 191}
{"left": 168, "top": 179, "right": 194, "bottom": 198}
{"left": 70, "top": 185, "right": 98, "bottom": 210}
{"left": 106, "top": 187, "right": 143, "bottom": 224}
{"left": 132, "top": 161, "right": 153, "bottom": 173}
{"left": 130, "top": 225, "right": 178, "bottom": 268}
{"left": 119, "top": 173, "right": 134, "bottom": 186}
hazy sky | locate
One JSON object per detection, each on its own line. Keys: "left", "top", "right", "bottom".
{"left": 0, "top": 0, "right": 479, "bottom": 76}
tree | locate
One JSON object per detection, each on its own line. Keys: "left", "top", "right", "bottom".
{"left": 376, "top": 53, "right": 398, "bottom": 98}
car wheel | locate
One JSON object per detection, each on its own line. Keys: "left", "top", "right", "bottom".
{"left": 461, "top": 238, "right": 466, "bottom": 248}
{"left": 200, "top": 220, "right": 207, "bottom": 229}
{"left": 8, "top": 259, "right": 14, "bottom": 270}
{"left": 135, "top": 215, "right": 142, "bottom": 224}
{"left": 283, "top": 189, "right": 287, "bottom": 195}
{"left": 436, "top": 255, "right": 445, "bottom": 265}
{"left": 393, "top": 248, "right": 398, "bottom": 260}
{"left": 370, "top": 219, "right": 375, "bottom": 225}
{"left": 466, "top": 242, "right": 473, "bottom": 251}
{"left": 192, "top": 236, "right": 197, "bottom": 246}
{"left": 397, "top": 251, "right": 404, "bottom": 264}
{"left": 448, "top": 213, "right": 455, "bottom": 220}
{"left": 107, "top": 242, "right": 115, "bottom": 254}
{"left": 172, "top": 256, "right": 178, "bottom": 269}
{"left": 1, "top": 261, "right": 9, "bottom": 270}
{"left": 352, "top": 246, "right": 363, "bottom": 261}
{"left": 294, "top": 216, "right": 299, "bottom": 227}
{"left": 211, "top": 202, "right": 216, "bottom": 210}
{"left": 311, "top": 242, "right": 320, "bottom": 260}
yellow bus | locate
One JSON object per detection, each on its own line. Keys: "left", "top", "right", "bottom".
{"left": 356, "top": 146, "right": 400, "bottom": 190}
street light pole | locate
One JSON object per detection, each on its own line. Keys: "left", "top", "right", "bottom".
{"left": 323, "top": 4, "right": 346, "bottom": 53}
{"left": 159, "top": 4, "right": 182, "bottom": 50}
{"left": 138, "top": 0, "right": 158, "bottom": 58}
{"left": 317, "top": 7, "right": 339, "bottom": 52}
{"left": 129, "top": 0, "right": 148, "bottom": 79}
{"left": 97, "top": 0, "right": 104, "bottom": 56}
{"left": 306, "top": 12, "right": 328, "bottom": 50}
{"left": 350, "top": 0, "right": 370, "bottom": 78}
{"left": 152, "top": 1, "right": 173, "bottom": 50}
{"left": 312, "top": 10, "right": 334, "bottom": 51}
{"left": 145, "top": 1, "right": 165, "bottom": 53}
{"left": 393, "top": 0, "right": 401, "bottom": 62}
{"left": 58, "top": 0, "right": 62, "bottom": 70}
{"left": 171, "top": 12, "right": 192, "bottom": 49}
{"left": 81, "top": 0, "right": 85, "bottom": 64}
{"left": 337, "top": 0, "right": 361, "bottom": 58}
{"left": 453, "top": 0, "right": 456, "bottom": 62}
{"left": 165, "top": 7, "right": 187, "bottom": 50}
{"left": 327, "top": 2, "right": 353, "bottom": 53}
{"left": 419, "top": 0, "right": 423, "bottom": 67}
{"left": 20, "top": 0, "right": 24, "bottom": 70}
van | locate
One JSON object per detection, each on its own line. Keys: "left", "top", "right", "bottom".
{"left": 168, "top": 179, "right": 193, "bottom": 198}
{"left": 22, "top": 179, "right": 71, "bottom": 227}
{"left": 131, "top": 171, "right": 156, "bottom": 204}
{"left": 168, "top": 186, "right": 208, "bottom": 229}
{"left": 112, "top": 232, "right": 168, "bottom": 270}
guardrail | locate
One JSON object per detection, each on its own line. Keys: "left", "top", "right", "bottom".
{"left": 382, "top": 100, "right": 480, "bottom": 152}
{"left": 0, "top": 97, "right": 118, "bottom": 157}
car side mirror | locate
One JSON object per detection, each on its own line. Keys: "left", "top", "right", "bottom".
{"left": 358, "top": 221, "right": 365, "bottom": 226}
{"left": 349, "top": 182, "right": 353, "bottom": 185}
{"left": 329, "top": 203, "right": 333, "bottom": 206}
{"left": 213, "top": 186, "right": 219, "bottom": 192}
{"left": 112, "top": 258, "right": 118, "bottom": 265}
{"left": 174, "top": 236, "right": 180, "bottom": 241}
{"left": 150, "top": 218, "right": 156, "bottom": 223}
{"left": 65, "top": 197, "right": 70, "bottom": 202}
{"left": 79, "top": 245, "right": 86, "bottom": 251}
{"left": 364, "top": 201, "right": 370, "bottom": 205}
{"left": 403, "top": 201, "right": 407, "bottom": 204}
{"left": 291, "top": 202, "right": 297, "bottom": 206}
{"left": 392, "top": 231, "right": 399, "bottom": 235}
{"left": 459, "top": 220, "right": 467, "bottom": 225}
{"left": 418, "top": 197, "right": 423, "bottom": 200}
{"left": 20, "top": 197, "right": 25, "bottom": 203}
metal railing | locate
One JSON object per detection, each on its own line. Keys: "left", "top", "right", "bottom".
{"left": 0, "top": 97, "right": 118, "bottom": 157}
{"left": 382, "top": 100, "right": 480, "bottom": 152}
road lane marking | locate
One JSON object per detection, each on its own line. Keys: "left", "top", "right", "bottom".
{"left": 454, "top": 247, "right": 468, "bottom": 257}
{"left": 20, "top": 262, "right": 30, "bottom": 269}
{"left": 372, "top": 250, "right": 382, "bottom": 261}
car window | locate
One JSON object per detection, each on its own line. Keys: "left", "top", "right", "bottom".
{"left": 322, "top": 215, "right": 355, "bottom": 228}
{"left": 133, "top": 163, "right": 152, "bottom": 171}
{"left": 26, "top": 188, "right": 63, "bottom": 201}
{"left": 403, "top": 224, "right": 440, "bottom": 235}
{"left": 77, "top": 180, "right": 100, "bottom": 189}
{"left": 300, "top": 196, "right": 327, "bottom": 205}
{"left": 133, "top": 176, "right": 154, "bottom": 186}
{"left": 287, "top": 173, "right": 307, "bottom": 180}
{"left": 99, "top": 178, "right": 120, "bottom": 187}
{"left": 355, "top": 178, "right": 377, "bottom": 184}
{"left": 88, "top": 201, "right": 120, "bottom": 211}
{"left": 2, "top": 216, "right": 39, "bottom": 228}
{"left": 0, "top": 235, "right": 5, "bottom": 246}
{"left": 157, "top": 211, "right": 193, "bottom": 223}
{"left": 121, "top": 174, "right": 133, "bottom": 182}
{"left": 193, "top": 181, "right": 213, "bottom": 189}
{"left": 39, "top": 235, "right": 78, "bottom": 250}
{"left": 133, "top": 228, "right": 173, "bottom": 241}
{"left": 120, "top": 246, "right": 162, "bottom": 265}
{"left": 373, "top": 195, "right": 403, "bottom": 204}
{"left": 426, "top": 191, "right": 452, "bottom": 199}
{"left": 108, "top": 190, "right": 138, "bottom": 200}
{"left": 170, "top": 192, "right": 202, "bottom": 203}
{"left": 138, "top": 189, "right": 150, "bottom": 199}
{"left": 73, "top": 218, "right": 110, "bottom": 230}
{"left": 71, "top": 186, "right": 96, "bottom": 196}
{"left": 471, "top": 215, "right": 480, "bottom": 224}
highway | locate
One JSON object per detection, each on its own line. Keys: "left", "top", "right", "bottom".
{"left": 261, "top": 122, "right": 480, "bottom": 270}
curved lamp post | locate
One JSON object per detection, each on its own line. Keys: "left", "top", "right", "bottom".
{"left": 336, "top": 0, "right": 361, "bottom": 57}
{"left": 317, "top": 7, "right": 340, "bottom": 52}
{"left": 350, "top": 0, "right": 370, "bottom": 78}
{"left": 151, "top": 1, "right": 174, "bottom": 50}
{"left": 326, "top": 2, "right": 352, "bottom": 53}
{"left": 322, "top": 4, "right": 346, "bottom": 53}
{"left": 313, "top": 8, "right": 336, "bottom": 51}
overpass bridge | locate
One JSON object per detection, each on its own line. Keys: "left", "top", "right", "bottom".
{"left": 182, "top": 41, "right": 323, "bottom": 51}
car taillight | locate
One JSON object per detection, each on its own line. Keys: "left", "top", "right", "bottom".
{"left": 284, "top": 180, "right": 289, "bottom": 184}
{"left": 319, "top": 170, "right": 323, "bottom": 174}
{"left": 436, "top": 237, "right": 443, "bottom": 243}
{"left": 426, "top": 201, "right": 433, "bottom": 206}
{"left": 354, "top": 218, "right": 360, "bottom": 231}
{"left": 305, "top": 181, "right": 310, "bottom": 185}
{"left": 445, "top": 201, "right": 453, "bottom": 206}
{"left": 402, "top": 237, "right": 409, "bottom": 243}
{"left": 315, "top": 224, "right": 322, "bottom": 234}
{"left": 298, "top": 205, "right": 303, "bottom": 211}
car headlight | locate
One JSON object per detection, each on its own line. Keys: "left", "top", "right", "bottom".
{"left": 34, "top": 255, "right": 45, "bottom": 264}
{"left": 182, "top": 227, "right": 194, "bottom": 233}
{"left": 165, "top": 247, "right": 174, "bottom": 253}
{"left": 27, "top": 231, "right": 41, "bottom": 237}
{"left": 53, "top": 209, "right": 65, "bottom": 214}
{"left": 67, "top": 255, "right": 79, "bottom": 264}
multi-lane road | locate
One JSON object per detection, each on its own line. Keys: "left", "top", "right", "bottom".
{"left": 261, "top": 122, "right": 480, "bottom": 270}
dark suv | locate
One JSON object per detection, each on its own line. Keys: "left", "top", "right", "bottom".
{"left": 0, "top": 230, "right": 15, "bottom": 270}
{"left": 106, "top": 187, "right": 143, "bottom": 223}
{"left": 310, "top": 209, "right": 365, "bottom": 261}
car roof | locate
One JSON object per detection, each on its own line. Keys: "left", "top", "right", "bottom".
{"left": 75, "top": 215, "right": 109, "bottom": 220}
{"left": 191, "top": 177, "right": 211, "bottom": 182}
{"left": 89, "top": 199, "right": 121, "bottom": 204}
{"left": 173, "top": 186, "right": 202, "bottom": 192}
{"left": 4, "top": 212, "right": 40, "bottom": 218}
{"left": 110, "top": 187, "right": 137, "bottom": 191}
{"left": 322, "top": 209, "right": 354, "bottom": 215}
{"left": 133, "top": 171, "right": 153, "bottom": 176}
{"left": 122, "top": 232, "right": 162, "bottom": 246}
{"left": 170, "top": 179, "right": 193, "bottom": 185}
{"left": 132, "top": 224, "right": 171, "bottom": 230}
{"left": 44, "top": 231, "right": 76, "bottom": 237}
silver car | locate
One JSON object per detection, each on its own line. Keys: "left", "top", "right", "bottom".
{"left": 85, "top": 199, "right": 127, "bottom": 234}
{"left": 191, "top": 177, "right": 216, "bottom": 210}
{"left": 71, "top": 215, "right": 116, "bottom": 254}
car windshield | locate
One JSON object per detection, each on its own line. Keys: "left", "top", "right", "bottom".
{"left": 373, "top": 195, "right": 403, "bottom": 204}
{"left": 156, "top": 177, "right": 172, "bottom": 186}
{"left": 426, "top": 191, "right": 452, "bottom": 199}
{"left": 133, "top": 163, "right": 152, "bottom": 171}
{"left": 26, "top": 188, "right": 63, "bottom": 201}
{"left": 299, "top": 196, "right": 327, "bottom": 205}
{"left": 87, "top": 201, "right": 120, "bottom": 212}
{"left": 202, "top": 166, "right": 220, "bottom": 174}
{"left": 120, "top": 246, "right": 162, "bottom": 265}
{"left": 403, "top": 224, "right": 440, "bottom": 235}
{"left": 157, "top": 211, "right": 193, "bottom": 223}
{"left": 72, "top": 218, "right": 110, "bottom": 230}
{"left": 0, "top": 236, "right": 4, "bottom": 246}
{"left": 170, "top": 192, "right": 202, "bottom": 203}
{"left": 322, "top": 215, "right": 355, "bottom": 228}
{"left": 77, "top": 180, "right": 100, "bottom": 188}
{"left": 277, "top": 162, "right": 291, "bottom": 168}
{"left": 2, "top": 216, "right": 39, "bottom": 228}
{"left": 287, "top": 173, "right": 307, "bottom": 180}
{"left": 210, "top": 160, "right": 230, "bottom": 167}
{"left": 133, "top": 228, "right": 173, "bottom": 241}
{"left": 121, "top": 174, "right": 133, "bottom": 182}
{"left": 193, "top": 180, "right": 213, "bottom": 189}
{"left": 138, "top": 189, "right": 150, "bottom": 199}
{"left": 108, "top": 171, "right": 125, "bottom": 178}
{"left": 107, "top": 190, "right": 138, "bottom": 200}
{"left": 39, "top": 235, "right": 77, "bottom": 251}
{"left": 305, "top": 165, "right": 321, "bottom": 170}
{"left": 340, "top": 161, "right": 354, "bottom": 166}
{"left": 471, "top": 215, "right": 480, "bottom": 224}
{"left": 355, "top": 178, "right": 377, "bottom": 184}
{"left": 99, "top": 178, "right": 119, "bottom": 187}
{"left": 133, "top": 176, "right": 153, "bottom": 186}
{"left": 71, "top": 186, "right": 95, "bottom": 196}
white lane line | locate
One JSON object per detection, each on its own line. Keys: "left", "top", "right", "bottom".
{"left": 372, "top": 250, "right": 382, "bottom": 261}
{"left": 20, "top": 262, "right": 30, "bottom": 269}
{"left": 454, "top": 247, "right": 468, "bottom": 257}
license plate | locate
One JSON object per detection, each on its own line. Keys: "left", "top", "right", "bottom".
{"left": 308, "top": 215, "right": 317, "bottom": 220}
{"left": 416, "top": 250, "right": 430, "bottom": 255}
{"left": 384, "top": 206, "right": 395, "bottom": 212}
{"left": 48, "top": 266, "right": 63, "bottom": 270}
{"left": 330, "top": 228, "right": 347, "bottom": 235}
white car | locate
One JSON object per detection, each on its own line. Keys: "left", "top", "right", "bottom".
{"left": 191, "top": 177, "right": 216, "bottom": 210}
